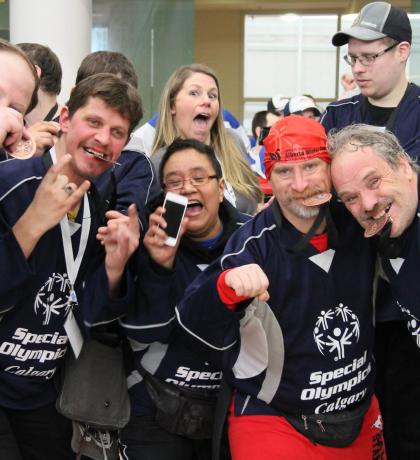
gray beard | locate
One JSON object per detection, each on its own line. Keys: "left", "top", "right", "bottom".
{"left": 284, "top": 200, "right": 320, "bottom": 219}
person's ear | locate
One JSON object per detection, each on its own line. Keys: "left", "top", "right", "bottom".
{"left": 59, "top": 106, "right": 70, "bottom": 133}
{"left": 398, "top": 155, "right": 414, "bottom": 180}
{"left": 218, "top": 178, "right": 225, "bottom": 202}
{"left": 397, "top": 42, "right": 411, "bottom": 62}
{"left": 34, "top": 64, "right": 42, "bottom": 80}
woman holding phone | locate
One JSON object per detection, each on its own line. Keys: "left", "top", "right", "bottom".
{"left": 116, "top": 138, "right": 251, "bottom": 459}
{"left": 150, "top": 64, "right": 263, "bottom": 215}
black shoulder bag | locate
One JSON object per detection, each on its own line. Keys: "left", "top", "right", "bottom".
{"left": 139, "top": 365, "right": 218, "bottom": 440}
{"left": 56, "top": 336, "right": 130, "bottom": 459}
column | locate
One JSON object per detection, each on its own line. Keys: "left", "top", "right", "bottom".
{"left": 9, "top": 0, "right": 92, "bottom": 103}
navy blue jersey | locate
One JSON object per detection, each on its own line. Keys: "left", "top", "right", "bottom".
{"left": 321, "top": 83, "right": 420, "bottom": 161}
{"left": 380, "top": 177, "right": 420, "bottom": 348}
{"left": 0, "top": 153, "right": 102, "bottom": 409}
{"left": 177, "top": 203, "right": 376, "bottom": 416}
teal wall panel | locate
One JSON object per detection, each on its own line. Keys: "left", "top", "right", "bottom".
{"left": 93, "top": 0, "right": 194, "bottom": 122}
{"left": 0, "top": 2, "right": 9, "bottom": 40}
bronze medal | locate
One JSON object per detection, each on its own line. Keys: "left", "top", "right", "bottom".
{"left": 302, "top": 192, "right": 332, "bottom": 207}
{"left": 8, "top": 134, "right": 36, "bottom": 160}
{"left": 364, "top": 214, "right": 390, "bottom": 238}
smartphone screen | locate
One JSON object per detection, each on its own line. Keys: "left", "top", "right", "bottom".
{"left": 164, "top": 199, "right": 186, "bottom": 239}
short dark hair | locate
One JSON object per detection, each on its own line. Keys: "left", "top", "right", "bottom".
{"left": 0, "top": 39, "right": 39, "bottom": 114}
{"left": 159, "top": 138, "right": 223, "bottom": 188}
{"left": 18, "top": 43, "right": 62, "bottom": 95}
{"left": 76, "top": 51, "right": 138, "bottom": 88}
{"left": 68, "top": 73, "right": 143, "bottom": 134}
{"left": 251, "top": 110, "right": 269, "bottom": 139}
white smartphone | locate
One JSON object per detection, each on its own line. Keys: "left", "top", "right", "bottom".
{"left": 161, "top": 191, "right": 188, "bottom": 247}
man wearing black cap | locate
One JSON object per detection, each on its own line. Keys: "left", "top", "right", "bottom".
{"left": 322, "top": 2, "right": 419, "bottom": 157}
{"left": 321, "top": 3, "right": 420, "bottom": 459}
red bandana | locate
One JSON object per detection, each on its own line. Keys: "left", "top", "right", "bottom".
{"left": 263, "top": 115, "right": 330, "bottom": 178}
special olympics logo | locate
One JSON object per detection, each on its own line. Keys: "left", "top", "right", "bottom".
{"left": 34, "top": 273, "right": 72, "bottom": 325}
{"left": 397, "top": 302, "right": 420, "bottom": 348}
{"left": 313, "top": 303, "right": 360, "bottom": 361}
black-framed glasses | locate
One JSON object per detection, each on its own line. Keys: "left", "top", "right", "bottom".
{"left": 164, "top": 174, "right": 218, "bottom": 191}
{"left": 343, "top": 42, "right": 398, "bottom": 67}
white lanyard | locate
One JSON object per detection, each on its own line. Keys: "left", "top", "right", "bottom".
{"left": 60, "top": 195, "right": 91, "bottom": 303}
{"left": 50, "top": 148, "right": 91, "bottom": 304}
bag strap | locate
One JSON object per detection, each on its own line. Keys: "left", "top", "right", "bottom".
{"left": 98, "top": 430, "right": 110, "bottom": 460}
{"left": 271, "top": 200, "right": 329, "bottom": 253}
{"left": 77, "top": 424, "right": 112, "bottom": 460}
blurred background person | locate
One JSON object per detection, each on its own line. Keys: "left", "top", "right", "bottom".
{"left": 75, "top": 50, "right": 159, "bottom": 229}
{"left": 338, "top": 72, "right": 360, "bottom": 100}
{"left": 247, "top": 110, "right": 281, "bottom": 198}
{"left": 283, "top": 95, "right": 322, "bottom": 121}
{"left": 266, "top": 94, "right": 289, "bottom": 119}
{"left": 18, "top": 43, "right": 62, "bottom": 155}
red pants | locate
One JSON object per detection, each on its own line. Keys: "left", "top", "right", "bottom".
{"left": 228, "top": 396, "right": 386, "bottom": 460}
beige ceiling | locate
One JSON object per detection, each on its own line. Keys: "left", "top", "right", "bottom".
{"left": 195, "top": 0, "right": 411, "bottom": 13}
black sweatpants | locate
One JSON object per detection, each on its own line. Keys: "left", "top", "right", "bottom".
{"left": 375, "top": 320, "right": 420, "bottom": 460}
{"left": 0, "top": 402, "right": 74, "bottom": 460}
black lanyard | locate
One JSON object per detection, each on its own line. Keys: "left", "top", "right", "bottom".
{"left": 271, "top": 201, "right": 337, "bottom": 253}
{"left": 44, "top": 103, "right": 59, "bottom": 122}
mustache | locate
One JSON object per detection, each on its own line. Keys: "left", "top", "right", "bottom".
{"left": 287, "top": 186, "right": 325, "bottom": 201}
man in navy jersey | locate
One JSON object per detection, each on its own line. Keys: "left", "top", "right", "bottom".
{"left": 321, "top": 3, "right": 420, "bottom": 457}
{"left": 321, "top": 2, "right": 417, "bottom": 155}
{"left": 330, "top": 124, "right": 420, "bottom": 459}
{"left": 0, "top": 73, "right": 142, "bottom": 460}
{"left": 176, "top": 116, "right": 385, "bottom": 459}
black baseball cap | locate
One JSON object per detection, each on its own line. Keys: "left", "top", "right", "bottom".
{"left": 332, "top": 1, "right": 412, "bottom": 47}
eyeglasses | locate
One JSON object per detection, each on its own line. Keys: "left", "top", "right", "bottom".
{"left": 164, "top": 174, "right": 218, "bottom": 191}
{"left": 343, "top": 42, "right": 398, "bottom": 67}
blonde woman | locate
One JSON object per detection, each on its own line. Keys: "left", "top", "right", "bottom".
{"left": 151, "top": 64, "right": 263, "bottom": 214}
